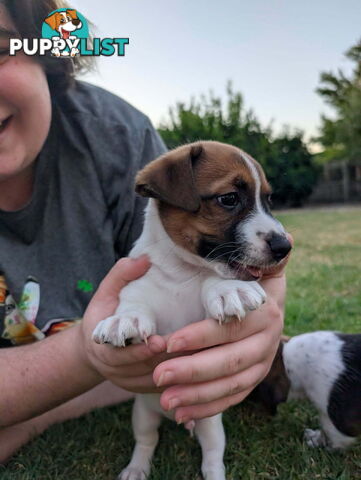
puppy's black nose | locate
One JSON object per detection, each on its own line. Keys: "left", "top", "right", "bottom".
{"left": 72, "top": 18, "right": 81, "bottom": 26}
{"left": 266, "top": 233, "right": 292, "bottom": 261}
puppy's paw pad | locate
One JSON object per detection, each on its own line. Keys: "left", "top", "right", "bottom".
{"left": 118, "top": 467, "right": 147, "bottom": 480}
{"left": 304, "top": 428, "right": 327, "bottom": 448}
{"left": 92, "top": 312, "right": 155, "bottom": 347}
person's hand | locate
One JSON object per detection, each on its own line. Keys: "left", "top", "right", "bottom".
{"left": 152, "top": 236, "right": 293, "bottom": 423}
{"left": 80, "top": 256, "right": 169, "bottom": 393}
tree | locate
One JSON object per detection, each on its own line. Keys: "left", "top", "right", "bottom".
{"left": 266, "top": 132, "right": 319, "bottom": 207}
{"left": 317, "top": 39, "right": 361, "bottom": 162}
{"left": 158, "top": 83, "right": 318, "bottom": 207}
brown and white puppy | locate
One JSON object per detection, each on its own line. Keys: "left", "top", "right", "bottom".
{"left": 252, "top": 331, "right": 361, "bottom": 450}
{"left": 93, "top": 141, "right": 291, "bottom": 480}
{"left": 45, "top": 9, "right": 82, "bottom": 39}
{"left": 45, "top": 9, "right": 82, "bottom": 57}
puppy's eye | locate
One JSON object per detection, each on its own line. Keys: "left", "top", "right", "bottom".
{"left": 60, "top": 18, "right": 65, "bottom": 23}
{"left": 216, "top": 192, "right": 240, "bottom": 209}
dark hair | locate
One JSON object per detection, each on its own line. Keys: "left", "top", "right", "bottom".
{"left": 2, "top": 0, "right": 95, "bottom": 95}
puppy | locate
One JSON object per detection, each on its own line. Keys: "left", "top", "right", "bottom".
{"left": 252, "top": 331, "right": 361, "bottom": 450}
{"left": 93, "top": 141, "right": 291, "bottom": 480}
{"left": 45, "top": 9, "right": 82, "bottom": 57}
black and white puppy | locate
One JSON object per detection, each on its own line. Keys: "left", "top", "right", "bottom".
{"left": 93, "top": 141, "right": 291, "bottom": 480}
{"left": 252, "top": 331, "right": 361, "bottom": 449}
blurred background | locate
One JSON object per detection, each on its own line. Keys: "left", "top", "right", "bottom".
{"left": 75, "top": 0, "right": 361, "bottom": 207}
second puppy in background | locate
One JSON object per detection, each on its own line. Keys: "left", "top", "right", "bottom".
{"left": 253, "top": 331, "right": 361, "bottom": 450}
{"left": 93, "top": 141, "right": 291, "bottom": 480}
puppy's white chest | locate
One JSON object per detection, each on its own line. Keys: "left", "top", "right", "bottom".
{"left": 144, "top": 269, "right": 205, "bottom": 335}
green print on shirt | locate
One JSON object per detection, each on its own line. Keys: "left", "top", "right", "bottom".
{"left": 76, "top": 280, "right": 94, "bottom": 293}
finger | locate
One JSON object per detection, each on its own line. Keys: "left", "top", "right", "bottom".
{"left": 147, "top": 335, "right": 167, "bottom": 354}
{"left": 154, "top": 329, "right": 277, "bottom": 387}
{"left": 166, "top": 300, "right": 280, "bottom": 353}
{"left": 160, "top": 362, "right": 266, "bottom": 410}
{"left": 94, "top": 255, "right": 151, "bottom": 304}
{"left": 94, "top": 341, "right": 168, "bottom": 368}
{"left": 174, "top": 386, "right": 255, "bottom": 423}
{"left": 107, "top": 358, "right": 162, "bottom": 378}
{"left": 287, "top": 232, "right": 294, "bottom": 246}
{"left": 114, "top": 374, "right": 161, "bottom": 394}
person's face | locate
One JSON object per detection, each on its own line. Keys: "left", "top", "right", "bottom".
{"left": 0, "top": 4, "right": 51, "bottom": 181}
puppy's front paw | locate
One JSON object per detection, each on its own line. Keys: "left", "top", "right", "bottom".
{"left": 117, "top": 467, "right": 147, "bottom": 480}
{"left": 92, "top": 310, "right": 155, "bottom": 347}
{"left": 51, "top": 48, "right": 60, "bottom": 57}
{"left": 203, "top": 280, "right": 266, "bottom": 323}
{"left": 304, "top": 428, "right": 327, "bottom": 448}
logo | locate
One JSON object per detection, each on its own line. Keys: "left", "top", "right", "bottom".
{"left": 9, "top": 8, "right": 129, "bottom": 58}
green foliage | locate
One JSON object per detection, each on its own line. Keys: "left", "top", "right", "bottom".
{"left": 265, "top": 134, "right": 320, "bottom": 207}
{"left": 158, "top": 82, "right": 319, "bottom": 207}
{"left": 317, "top": 39, "right": 361, "bottom": 162}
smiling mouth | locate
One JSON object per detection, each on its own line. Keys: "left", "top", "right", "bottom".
{"left": 60, "top": 27, "right": 71, "bottom": 40}
{"left": 0, "top": 116, "right": 12, "bottom": 135}
{"left": 229, "top": 261, "right": 263, "bottom": 280}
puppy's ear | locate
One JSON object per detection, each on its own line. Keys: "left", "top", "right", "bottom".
{"left": 45, "top": 12, "right": 61, "bottom": 31}
{"left": 135, "top": 144, "right": 203, "bottom": 212}
{"left": 66, "top": 9, "right": 78, "bottom": 20}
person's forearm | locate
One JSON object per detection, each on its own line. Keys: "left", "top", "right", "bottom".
{"left": 0, "top": 324, "right": 103, "bottom": 427}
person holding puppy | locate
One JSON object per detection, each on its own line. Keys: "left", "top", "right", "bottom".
{"left": 0, "top": 0, "right": 289, "bottom": 463}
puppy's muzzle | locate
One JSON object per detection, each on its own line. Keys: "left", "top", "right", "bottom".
{"left": 72, "top": 18, "right": 81, "bottom": 26}
{"left": 266, "top": 232, "right": 292, "bottom": 261}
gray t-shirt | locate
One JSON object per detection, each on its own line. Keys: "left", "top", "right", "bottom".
{"left": 0, "top": 81, "right": 166, "bottom": 342}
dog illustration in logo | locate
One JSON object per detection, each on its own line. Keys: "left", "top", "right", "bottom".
{"left": 45, "top": 9, "right": 82, "bottom": 57}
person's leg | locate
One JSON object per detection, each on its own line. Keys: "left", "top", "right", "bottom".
{"left": 0, "top": 381, "right": 134, "bottom": 464}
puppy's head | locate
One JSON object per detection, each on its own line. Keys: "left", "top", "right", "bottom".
{"left": 136, "top": 141, "right": 291, "bottom": 279}
{"left": 249, "top": 339, "right": 291, "bottom": 415}
{"left": 45, "top": 9, "right": 82, "bottom": 37}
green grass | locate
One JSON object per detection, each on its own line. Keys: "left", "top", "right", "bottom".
{"left": 2, "top": 207, "right": 361, "bottom": 480}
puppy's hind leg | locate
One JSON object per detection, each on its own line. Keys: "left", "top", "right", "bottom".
{"left": 321, "top": 414, "right": 356, "bottom": 450}
{"left": 305, "top": 413, "right": 356, "bottom": 450}
{"left": 118, "top": 395, "right": 161, "bottom": 480}
{"left": 194, "top": 414, "right": 226, "bottom": 480}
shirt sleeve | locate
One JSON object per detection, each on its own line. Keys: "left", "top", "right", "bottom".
{"left": 113, "top": 118, "right": 167, "bottom": 258}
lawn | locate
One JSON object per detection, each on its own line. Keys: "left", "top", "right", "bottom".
{"left": 2, "top": 207, "right": 361, "bottom": 480}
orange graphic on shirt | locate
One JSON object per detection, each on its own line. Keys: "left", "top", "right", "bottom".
{"left": 0, "top": 274, "right": 45, "bottom": 345}
{"left": 0, "top": 273, "right": 7, "bottom": 304}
